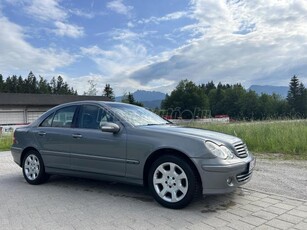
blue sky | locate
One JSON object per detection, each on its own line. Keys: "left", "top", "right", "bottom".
{"left": 0, "top": 0, "right": 307, "bottom": 96}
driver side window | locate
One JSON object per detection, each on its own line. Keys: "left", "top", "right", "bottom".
{"left": 78, "top": 105, "right": 114, "bottom": 129}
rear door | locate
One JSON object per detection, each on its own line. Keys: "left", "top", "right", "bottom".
{"left": 34, "top": 105, "right": 78, "bottom": 170}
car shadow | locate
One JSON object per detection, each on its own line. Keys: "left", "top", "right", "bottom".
{"left": 44, "top": 175, "right": 248, "bottom": 211}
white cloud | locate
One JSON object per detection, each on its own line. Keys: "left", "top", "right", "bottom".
{"left": 54, "top": 21, "right": 84, "bottom": 38}
{"left": 25, "top": 0, "right": 67, "bottom": 21}
{"left": 22, "top": 0, "right": 85, "bottom": 38}
{"left": 106, "top": 0, "right": 133, "bottom": 16}
{"left": 138, "top": 11, "right": 191, "bottom": 24}
{"left": 127, "top": 0, "right": 307, "bottom": 89}
{"left": 81, "top": 42, "right": 148, "bottom": 77}
{"left": 69, "top": 9, "right": 95, "bottom": 19}
{"left": 106, "top": 28, "right": 156, "bottom": 42}
{"left": 0, "top": 16, "right": 76, "bottom": 75}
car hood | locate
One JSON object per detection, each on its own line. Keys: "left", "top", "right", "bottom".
{"left": 138, "top": 125, "right": 241, "bottom": 145}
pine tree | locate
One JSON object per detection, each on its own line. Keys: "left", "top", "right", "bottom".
{"left": 0, "top": 74, "right": 4, "bottom": 92}
{"left": 38, "top": 76, "right": 51, "bottom": 94}
{"left": 122, "top": 92, "right": 143, "bottom": 106}
{"left": 298, "top": 83, "right": 307, "bottom": 117}
{"left": 25, "top": 71, "right": 38, "bottom": 93}
{"left": 102, "top": 84, "right": 115, "bottom": 101}
{"left": 287, "top": 75, "right": 303, "bottom": 115}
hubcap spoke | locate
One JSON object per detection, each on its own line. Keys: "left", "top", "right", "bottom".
{"left": 178, "top": 184, "right": 188, "bottom": 194}
{"left": 159, "top": 187, "right": 168, "bottom": 197}
{"left": 169, "top": 163, "right": 176, "bottom": 175}
{"left": 176, "top": 173, "right": 185, "bottom": 180}
{"left": 171, "top": 190, "right": 179, "bottom": 202}
{"left": 154, "top": 178, "right": 164, "bottom": 185}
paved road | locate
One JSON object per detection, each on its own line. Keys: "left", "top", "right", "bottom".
{"left": 1, "top": 151, "right": 307, "bottom": 230}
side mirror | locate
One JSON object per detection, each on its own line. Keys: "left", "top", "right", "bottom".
{"left": 100, "top": 122, "right": 120, "bottom": 134}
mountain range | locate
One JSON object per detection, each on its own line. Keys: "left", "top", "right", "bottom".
{"left": 115, "top": 90, "right": 166, "bottom": 108}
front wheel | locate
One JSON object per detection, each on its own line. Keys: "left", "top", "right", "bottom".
{"left": 148, "top": 155, "right": 199, "bottom": 209}
{"left": 22, "top": 150, "right": 49, "bottom": 185}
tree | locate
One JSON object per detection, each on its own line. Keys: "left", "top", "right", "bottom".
{"left": 0, "top": 73, "right": 76, "bottom": 95}
{"left": 16, "top": 76, "right": 24, "bottom": 93}
{"left": 38, "top": 76, "right": 51, "bottom": 94}
{"left": 287, "top": 75, "right": 306, "bottom": 116}
{"left": 200, "top": 81, "right": 216, "bottom": 95}
{"left": 298, "top": 83, "right": 307, "bottom": 117}
{"left": 50, "top": 75, "right": 77, "bottom": 95}
{"left": 122, "top": 92, "right": 143, "bottom": 106}
{"left": 239, "top": 90, "right": 259, "bottom": 120}
{"left": 103, "top": 84, "right": 115, "bottom": 101}
{"left": 221, "top": 84, "right": 246, "bottom": 119}
{"left": 208, "top": 85, "right": 225, "bottom": 116}
{"left": 161, "top": 79, "right": 209, "bottom": 119}
{"left": 5, "top": 76, "right": 13, "bottom": 93}
{"left": 25, "top": 71, "right": 38, "bottom": 93}
{"left": 0, "top": 74, "right": 4, "bottom": 92}
{"left": 84, "top": 80, "right": 98, "bottom": 96}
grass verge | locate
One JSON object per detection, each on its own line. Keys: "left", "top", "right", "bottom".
{"left": 0, "top": 134, "right": 13, "bottom": 151}
{"left": 187, "top": 120, "right": 307, "bottom": 160}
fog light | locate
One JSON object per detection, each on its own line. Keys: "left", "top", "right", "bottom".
{"left": 227, "top": 177, "right": 234, "bottom": 186}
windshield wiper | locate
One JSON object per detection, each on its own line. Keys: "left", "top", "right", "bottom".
{"left": 146, "top": 123, "right": 170, "bottom": 126}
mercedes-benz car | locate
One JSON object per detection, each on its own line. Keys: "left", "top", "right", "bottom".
{"left": 11, "top": 101, "right": 255, "bottom": 209}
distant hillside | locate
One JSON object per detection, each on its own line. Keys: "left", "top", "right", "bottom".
{"left": 248, "top": 85, "right": 288, "bottom": 98}
{"left": 142, "top": 100, "right": 164, "bottom": 109}
{"left": 115, "top": 90, "right": 166, "bottom": 108}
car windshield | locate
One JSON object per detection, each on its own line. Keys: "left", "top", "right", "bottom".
{"left": 107, "top": 103, "right": 170, "bottom": 126}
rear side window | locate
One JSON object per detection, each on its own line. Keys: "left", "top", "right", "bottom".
{"left": 40, "top": 106, "right": 77, "bottom": 128}
{"left": 52, "top": 106, "right": 77, "bottom": 128}
{"left": 40, "top": 113, "right": 54, "bottom": 127}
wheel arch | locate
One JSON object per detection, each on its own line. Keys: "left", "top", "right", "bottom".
{"left": 143, "top": 148, "right": 202, "bottom": 189}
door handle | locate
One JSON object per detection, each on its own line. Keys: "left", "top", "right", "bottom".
{"left": 72, "top": 134, "right": 82, "bottom": 139}
{"left": 38, "top": 131, "right": 46, "bottom": 136}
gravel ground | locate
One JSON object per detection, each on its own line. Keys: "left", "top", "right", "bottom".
{"left": 243, "top": 156, "right": 307, "bottom": 200}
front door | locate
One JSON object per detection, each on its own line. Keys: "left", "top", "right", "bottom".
{"left": 70, "top": 104, "right": 126, "bottom": 177}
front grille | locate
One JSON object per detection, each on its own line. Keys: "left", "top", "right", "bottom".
{"left": 233, "top": 142, "right": 248, "bottom": 158}
{"left": 236, "top": 170, "right": 253, "bottom": 183}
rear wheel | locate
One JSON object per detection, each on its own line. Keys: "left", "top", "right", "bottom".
{"left": 148, "top": 155, "right": 199, "bottom": 209}
{"left": 22, "top": 150, "right": 49, "bottom": 185}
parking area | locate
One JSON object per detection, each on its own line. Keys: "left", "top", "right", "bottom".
{"left": 1, "top": 151, "right": 307, "bottom": 230}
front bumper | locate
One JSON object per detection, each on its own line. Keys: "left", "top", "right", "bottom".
{"left": 191, "top": 154, "right": 256, "bottom": 194}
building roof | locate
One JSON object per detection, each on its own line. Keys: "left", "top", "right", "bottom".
{"left": 0, "top": 93, "right": 111, "bottom": 106}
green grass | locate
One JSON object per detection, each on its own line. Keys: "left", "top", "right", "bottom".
{"left": 187, "top": 120, "right": 307, "bottom": 160}
{"left": 0, "top": 134, "right": 13, "bottom": 151}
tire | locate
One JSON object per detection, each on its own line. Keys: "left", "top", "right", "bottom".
{"left": 22, "top": 150, "right": 49, "bottom": 185}
{"left": 148, "top": 155, "right": 199, "bottom": 209}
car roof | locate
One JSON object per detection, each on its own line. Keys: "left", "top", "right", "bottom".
{"left": 55, "top": 101, "right": 125, "bottom": 106}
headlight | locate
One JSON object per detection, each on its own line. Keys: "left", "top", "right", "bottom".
{"left": 205, "top": 141, "right": 234, "bottom": 159}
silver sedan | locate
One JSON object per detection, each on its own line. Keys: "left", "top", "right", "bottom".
{"left": 11, "top": 101, "right": 255, "bottom": 209}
